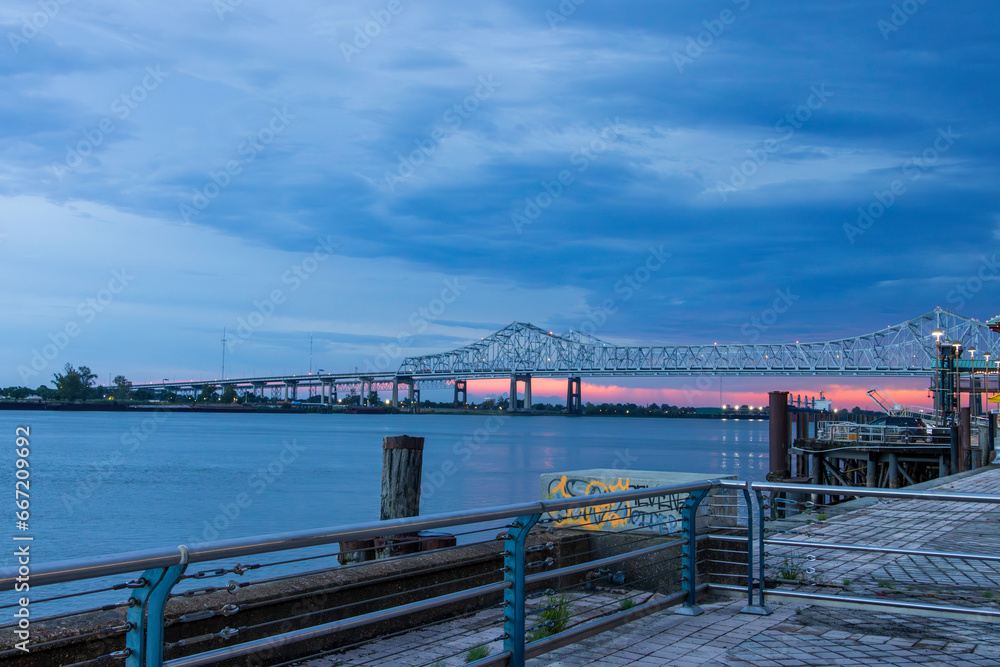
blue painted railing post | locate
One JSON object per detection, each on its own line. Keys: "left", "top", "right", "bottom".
{"left": 739, "top": 486, "right": 772, "bottom": 615}
{"left": 675, "top": 490, "right": 707, "bottom": 616}
{"left": 125, "top": 547, "right": 189, "bottom": 667}
{"left": 503, "top": 513, "right": 541, "bottom": 667}
{"left": 753, "top": 488, "right": 772, "bottom": 614}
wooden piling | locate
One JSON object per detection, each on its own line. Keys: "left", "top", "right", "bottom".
{"left": 866, "top": 454, "right": 878, "bottom": 488}
{"left": 810, "top": 452, "right": 823, "bottom": 507}
{"left": 379, "top": 435, "right": 425, "bottom": 558}
{"left": 988, "top": 415, "right": 997, "bottom": 466}
{"left": 381, "top": 435, "right": 425, "bottom": 521}
{"left": 768, "top": 391, "right": 790, "bottom": 477}
{"left": 887, "top": 452, "right": 900, "bottom": 489}
{"left": 950, "top": 425, "right": 960, "bottom": 475}
{"left": 960, "top": 408, "right": 971, "bottom": 472}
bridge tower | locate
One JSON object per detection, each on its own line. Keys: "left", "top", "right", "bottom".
{"left": 325, "top": 381, "right": 337, "bottom": 406}
{"left": 392, "top": 376, "right": 415, "bottom": 409}
{"left": 510, "top": 374, "right": 532, "bottom": 411}
{"left": 566, "top": 377, "right": 582, "bottom": 414}
{"left": 453, "top": 380, "right": 467, "bottom": 407}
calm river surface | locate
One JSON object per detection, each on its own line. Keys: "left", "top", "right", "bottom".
{"left": 0, "top": 411, "right": 768, "bottom": 569}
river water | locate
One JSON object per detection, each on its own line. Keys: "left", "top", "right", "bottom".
{"left": 1, "top": 411, "right": 768, "bottom": 567}
{"left": 0, "top": 411, "right": 768, "bottom": 616}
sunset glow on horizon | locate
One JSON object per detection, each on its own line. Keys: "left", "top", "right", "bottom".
{"left": 463, "top": 377, "right": 934, "bottom": 411}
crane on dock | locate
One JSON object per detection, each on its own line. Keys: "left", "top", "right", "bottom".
{"left": 866, "top": 386, "right": 903, "bottom": 415}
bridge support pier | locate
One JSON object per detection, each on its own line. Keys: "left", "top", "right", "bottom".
{"left": 391, "top": 376, "right": 414, "bottom": 410}
{"left": 252, "top": 382, "right": 266, "bottom": 402}
{"left": 566, "top": 377, "right": 582, "bottom": 414}
{"left": 454, "top": 380, "right": 467, "bottom": 408}
{"left": 509, "top": 374, "right": 532, "bottom": 411}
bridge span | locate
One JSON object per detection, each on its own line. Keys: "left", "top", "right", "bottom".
{"left": 134, "top": 308, "right": 999, "bottom": 412}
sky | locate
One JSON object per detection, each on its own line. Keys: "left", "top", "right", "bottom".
{"left": 0, "top": 1, "right": 998, "bottom": 410}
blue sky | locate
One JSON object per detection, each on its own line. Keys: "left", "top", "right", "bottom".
{"left": 0, "top": 0, "right": 997, "bottom": 407}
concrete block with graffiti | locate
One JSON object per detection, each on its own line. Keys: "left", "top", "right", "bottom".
{"left": 541, "top": 469, "right": 738, "bottom": 535}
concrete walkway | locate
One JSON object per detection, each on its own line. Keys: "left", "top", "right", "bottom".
{"left": 300, "top": 593, "right": 1000, "bottom": 666}
{"left": 300, "top": 467, "right": 1000, "bottom": 666}
{"left": 528, "top": 596, "right": 1000, "bottom": 666}
{"left": 762, "top": 465, "right": 1000, "bottom": 608}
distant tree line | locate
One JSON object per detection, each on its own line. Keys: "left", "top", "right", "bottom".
{"left": 0, "top": 369, "right": 889, "bottom": 416}
{"left": 1, "top": 364, "right": 165, "bottom": 403}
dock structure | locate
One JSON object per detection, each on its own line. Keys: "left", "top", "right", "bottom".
{"left": 768, "top": 342, "right": 1000, "bottom": 501}
{"left": 791, "top": 421, "right": 960, "bottom": 490}
{"left": 780, "top": 412, "right": 997, "bottom": 500}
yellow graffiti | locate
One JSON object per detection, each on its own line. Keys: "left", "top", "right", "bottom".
{"left": 549, "top": 477, "right": 632, "bottom": 531}
{"left": 550, "top": 475, "right": 570, "bottom": 500}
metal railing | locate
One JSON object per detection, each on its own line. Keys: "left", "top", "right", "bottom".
{"left": 816, "top": 421, "right": 952, "bottom": 446}
{"left": 0, "top": 479, "right": 748, "bottom": 667}
{"left": 715, "top": 480, "right": 1000, "bottom": 623}
{"left": 5, "top": 478, "right": 1000, "bottom": 666}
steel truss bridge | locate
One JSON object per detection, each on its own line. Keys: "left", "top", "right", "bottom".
{"left": 135, "top": 309, "right": 1000, "bottom": 410}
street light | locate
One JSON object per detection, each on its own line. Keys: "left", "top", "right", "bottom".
{"left": 985, "top": 353, "right": 993, "bottom": 413}
{"left": 951, "top": 341, "right": 964, "bottom": 416}
{"left": 985, "top": 353, "right": 992, "bottom": 389}
{"left": 968, "top": 347, "right": 979, "bottom": 414}
{"left": 932, "top": 327, "right": 944, "bottom": 341}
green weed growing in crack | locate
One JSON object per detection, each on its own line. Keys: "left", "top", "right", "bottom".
{"left": 466, "top": 646, "right": 489, "bottom": 662}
